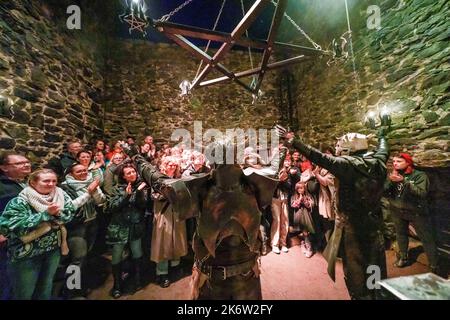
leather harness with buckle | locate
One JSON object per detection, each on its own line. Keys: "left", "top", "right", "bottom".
{"left": 200, "top": 259, "right": 255, "bottom": 281}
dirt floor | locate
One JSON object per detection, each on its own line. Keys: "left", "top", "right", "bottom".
{"left": 86, "top": 237, "right": 438, "bottom": 300}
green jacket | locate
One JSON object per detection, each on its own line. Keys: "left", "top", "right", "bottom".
{"left": 106, "top": 182, "right": 148, "bottom": 244}
{"left": 384, "top": 169, "right": 429, "bottom": 215}
{"left": 103, "top": 164, "right": 119, "bottom": 196}
{"left": 0, "top": 192, "right": 75, "bottom": 262}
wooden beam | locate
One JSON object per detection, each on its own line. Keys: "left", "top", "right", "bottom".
{"left": 253, "top": 0, "right": 288, "bottom": 93}
{"left": 165, "top": 34, "right": 256, "bottom": 94}
{"left": 155, "top": 20, "right": 268, "bottom": 50}
{"left": 199, "top": 55, "right": 309, "bottom": 87}
{"left": 190, "top": 0, "right": 270, "bottom": 89}
{"left": 155, "top": 21, "right": 329, "bottom": 55}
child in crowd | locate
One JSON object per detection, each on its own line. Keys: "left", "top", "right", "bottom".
{"left": 290, "top": 182, "right": 315, "bottom": 258}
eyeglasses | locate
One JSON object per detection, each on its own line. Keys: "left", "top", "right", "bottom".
{"left": 6, "top": 161, "right": 31, "bottom": 167}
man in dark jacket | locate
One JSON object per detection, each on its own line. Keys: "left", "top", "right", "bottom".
{"left": 0, "top": 153, "right": 31, "bottom": 212}
{"left": 46, "top": 139, "right": 82, "bottom": 179}
{"left": 0, "top": 152, "right": 31, "bottom": 300}
{"left": 384, "top": 153, "right": 439, "bottom": 273}
{"left": 277, "top": 126, "right": 389, "bottom": 300}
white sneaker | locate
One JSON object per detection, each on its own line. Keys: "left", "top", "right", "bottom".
{"left": 272, "top": 246, "right": 281, "bottom": 254}
{"left": 304, "top": 243, "right": 313, "bottom": 258}
{"left": 281, "top": 246, "right": 289, "bottom": 253}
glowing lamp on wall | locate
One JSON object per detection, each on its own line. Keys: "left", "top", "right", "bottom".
{"left": 364, "top": 111, "right": 377, "bottom": 129}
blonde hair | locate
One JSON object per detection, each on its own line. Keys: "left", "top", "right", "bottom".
{"left": 160, "top": 156, "right": 181, "bottom": 177}
{"left": 28, "top": 169, "right": 57, "bottom": 186}
{"left": 295, "top": 181, "right": 307, "bottom": 192}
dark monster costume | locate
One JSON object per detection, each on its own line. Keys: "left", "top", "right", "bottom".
{"left": 123, "top": 147, "right": 279, "bottom": 300}
{"left": 282, "top": 130, "right": 389, "bottom": 300}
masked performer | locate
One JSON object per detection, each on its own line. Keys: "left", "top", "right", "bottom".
{"left": 276, "top": 126, "right": 389, "bottom": 300}
{"left": 121, "top": 141, "right": 279, "bottom": 300}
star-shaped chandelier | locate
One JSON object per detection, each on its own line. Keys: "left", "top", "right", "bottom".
{"left": 120, "top": 0, "right": 332, "bottom": 99}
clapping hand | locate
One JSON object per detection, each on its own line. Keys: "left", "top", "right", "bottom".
{"left": 126, "top": 182, "right": 133, "bottom": 195}
{"left": 279, "top": 170, "right": 288, "bottom": 181}
{"left": 118, "top": 140, "right": 130, "bottom": 151}
{"left": 47, "top": 203, "right": 61, "bottom": 216}
{"left": 312, "top": 166, "right": 320, "bottom": 176}
{"left": 87, "top": 179, "right": 100, "bottom": 195}
{"left": 389, "top": 171, "right": 404, "bottom": 182}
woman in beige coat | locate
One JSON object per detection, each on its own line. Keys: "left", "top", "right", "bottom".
{"left": 151, "top": 156, "right": 188, "bottom": 288}
{"left": 312, "top": 146, "right": 337, "bottom": 243}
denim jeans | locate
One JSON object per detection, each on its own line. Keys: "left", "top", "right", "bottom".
{"left": 111, "top": 238, "right": 143, "bottom": 265}
{"left": 156, "top": 259, "right": 180, "bottom": 275}
{"left": 67, "top": 220, "right": 98, "bottom": 267}
{"left": 8, "top": 249, "right": 61, "bottom": 300}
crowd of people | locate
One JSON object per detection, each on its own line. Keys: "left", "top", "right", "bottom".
{"left": 0, "top": 131, "right": 442, "bottom": 300}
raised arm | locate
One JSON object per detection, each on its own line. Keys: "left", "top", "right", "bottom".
{"left": 132, "top": 155, "right": 168, "bottom": 193}
{"left": 290, "top": 138, "right": 354, "bottom": 180}
{"left": 373, "top": 133, "right": 389, "bottom": 164}
{"left": 120, "top": 142, "right": 169, "bottom": 193}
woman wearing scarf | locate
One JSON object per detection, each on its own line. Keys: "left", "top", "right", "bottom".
{"left": 76, "top": 150, "right": 104, "bottom": 184}
{"left": 0, "top": 169, "right": 78, "bottom": 299}
{"left": 61, "top": 163, "right": 105, "bottom": 298}
{"left": 106, "top": 163, "right": 148, "bottom": 299}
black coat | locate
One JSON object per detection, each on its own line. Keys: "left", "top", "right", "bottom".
{"left": 0, "top": 174, "right": 25, "bottom": 214}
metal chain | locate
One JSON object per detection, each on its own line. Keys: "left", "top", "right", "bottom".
{"left": 241, "top": 0, "right": 254, "bottom": 70}
{"left": 344, "top": 0, "right": 361, "bottom": 107}
{"left": 270, "top": 0, "right": 322, "bottom": 50}
{"left": 157, "top": 0, "right": 195, "bottom": 22}
{"left": 195, "top": 0, "right": 227, "bottom": 79}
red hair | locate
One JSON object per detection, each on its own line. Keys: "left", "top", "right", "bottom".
{"left": 398, "top": 153, "right": 414, "bottom": 174}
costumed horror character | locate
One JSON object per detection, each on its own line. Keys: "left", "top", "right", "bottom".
{"left": 121, "top": 140, "right": 280, "bottom": 300}
{"left": 276, "top": 126, "right": 389, "bottom": 300}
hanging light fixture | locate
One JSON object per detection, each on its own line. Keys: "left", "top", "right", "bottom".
{"left": 179, "top": 80, "right": 192, "bottom": 97}
{"left": 364, "top": 111, "right": 377, "bottom": 129}
{"left": 364, "top": 106, "right": 391, "bottom": 130}
{"left": 380, "top": 105, "right": 392, "bottom": 128}
{"left": 119, "top": 0, "right": 150, "bottom": 37}
{"left": 152, "top": 0, "right": 330, "bottom": 101}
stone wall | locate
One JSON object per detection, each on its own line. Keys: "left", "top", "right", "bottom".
{"left": 103, "top": 40, "right": 280, "bottom": 145}
{"left": 0, "top": 0, "right": 105, "bottom": 165}
{"left": 288, "top": 0, "right": 450, "bottom": 256}
{"left": 291, "top": 0, "right": 449, "bottom": 168}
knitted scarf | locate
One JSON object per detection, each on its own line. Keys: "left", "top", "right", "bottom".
{"left": 63, "top": 172, "right": 94, "bottom": 196}
{"left": 19, "top": 186, "right": 65, "bottom": 213}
